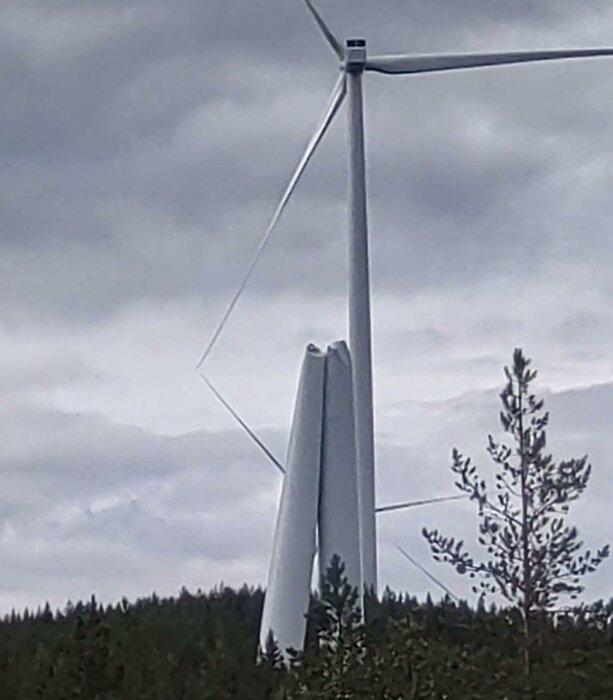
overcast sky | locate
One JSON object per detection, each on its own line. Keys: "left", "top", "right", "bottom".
{"left": 1, "top": 0, "right": 612, "bottom": 614}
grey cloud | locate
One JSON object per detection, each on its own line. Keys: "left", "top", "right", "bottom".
{"left": 0, "top": 404, "right": 282, "bottom": 516}
{"left": 0, "top": 356, "right": 97, "bottom": 396}
{"left": 554, "top": 310, "right": 613, "bottom": 350}
{"left": 388, "top": 327, "right": 451, "bottom": 353}
{"left": 51, "top": 497, "right": 274, "bottom": 564}
{"left": 0, "top": 382, "right": 282, "bottom": 603}
{"left": 0, "top": 399, "right": 283, "bottom": 608}
{"left": 3, "top": 0, "right": 613, "bottom": 323}
{"left": 2, "top": 378, "right": 610, "bottom": 612}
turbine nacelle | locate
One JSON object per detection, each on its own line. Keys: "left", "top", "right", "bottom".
{"left": 345, "top": 39, "right": 367, "bottom": 72}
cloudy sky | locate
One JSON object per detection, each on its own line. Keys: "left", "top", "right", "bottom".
{"left": 2, "top": 0, "right": 612, "bottom": 614}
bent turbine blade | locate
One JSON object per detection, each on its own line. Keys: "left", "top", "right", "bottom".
{"left": 195, "top": 74, "right": 346, "bottom": 370}
{"left": 366, "top": 48, "right": 613, "bottom": 75}
{"left": 304, "top": 0, "right": 344, "bottom": 59}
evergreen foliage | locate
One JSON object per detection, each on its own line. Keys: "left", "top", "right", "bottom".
{"left": 0, "top": 569, "right": 612, "bottom": 698}
{"left": 422, "top": 348, "right": 610, "bottom": 685}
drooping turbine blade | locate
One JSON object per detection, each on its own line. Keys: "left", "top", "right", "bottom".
{"left": 376, "top": 494, "right": 466, "bottom": 514}
{"left": 366, "top": 48, "right": 613, "bottom": 75}
{"left": 304, "top": 0, "right": 344, "bottom": 59}
{"left": 396, "top": 545, "right": 461, "bottom": 603}
{"left": 199, "top": 373, "right": 286, "bottom": 475}
{"left": 195, "top": 74, "right": 347, "bottom": 370}
{"left": 260, "top": 345, "right": 326, "bottom": 657}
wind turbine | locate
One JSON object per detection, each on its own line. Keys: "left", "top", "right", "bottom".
{"left": 303, "top": 0, "right": 613, "bottom": 593}
{"left": 197, "top": 0, "right": 613, "bottom": 596}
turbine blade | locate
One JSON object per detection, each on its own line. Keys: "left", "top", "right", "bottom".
{"left": 304, "top": 0, "right": 344, "bottom": 59}
{"left": 260, "top": 345, "right": 326, "bottom": 656}
{"left": 199, "top": 373, "right": 285, "bottom": 475}
{"left": 376, "top": 494, "right": 466, "bottom": 514}
{"left": 195, "top": 74, "right": 346, "bottom": 369}
{"left": 366, "top": 48, "right": 613, "bottom": 75}
{"left": 396, "top": 545, "right": 461, "bottom": 603}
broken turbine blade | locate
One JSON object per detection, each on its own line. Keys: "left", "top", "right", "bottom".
{"left": 318, "top": 341, "right": 362, "bottom": 595}
{"left": 259, "top": 345, "right": 326, "bottom": 658}
{"left": 366, "top": 47, "right": 613, "bottom": 75}
{"left": 304, "top": 0, "right": 344, "bottom": 60}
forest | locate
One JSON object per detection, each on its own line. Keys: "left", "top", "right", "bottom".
{"left": 1, "top": 559, "right": 612, "bottom": 700}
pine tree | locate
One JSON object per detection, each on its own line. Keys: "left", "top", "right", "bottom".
{"left": 422, "top": 349, "right": 609, "bottom": 681}
{"left": 285, "top": 556, "right": 369, "bottom": 698}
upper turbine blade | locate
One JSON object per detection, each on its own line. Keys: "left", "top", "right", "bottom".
{"left": 366, "top": 48, "right": 613, "bottom": 75}
{"left": 304, "top": 0, "right": 344, "bottom": 59}
{"left": 194, "top": 74, "right": 346, "bottom": 370}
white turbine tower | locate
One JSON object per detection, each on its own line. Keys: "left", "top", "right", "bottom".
{"left": 196, "top": 0, "right": 613, "bottom": 654}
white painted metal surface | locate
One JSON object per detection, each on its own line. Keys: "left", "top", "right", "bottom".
{"left": 259, "top": 344, "right": 326, "bottom": 656}
{"left": 319, "top": 341, "right": 362, "bottom": 594}
{"left": 347, "top": 49, "right": 378, "bottom": 594}
{"left": 366, "top": 48, "right": 613, "bottom": 75}
{"left": 304, "top": 0, "right": 343, "bottom": 58}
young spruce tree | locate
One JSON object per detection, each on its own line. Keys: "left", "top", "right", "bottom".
{"left": 422, "top": 349, "right": 609, "bottom": 678}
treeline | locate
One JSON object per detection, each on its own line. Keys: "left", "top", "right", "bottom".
{"left": 1, "top": 563, "right": 612, "bottom": 699}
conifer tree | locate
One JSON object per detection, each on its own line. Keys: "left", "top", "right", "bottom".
{"left": 422, "top": 349, "right": 609, "bottom": 679}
